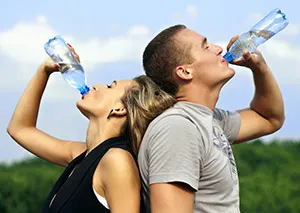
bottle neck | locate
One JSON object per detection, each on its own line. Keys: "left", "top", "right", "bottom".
{"left": 79, "top": 85, "right": 90, "bottom": 95}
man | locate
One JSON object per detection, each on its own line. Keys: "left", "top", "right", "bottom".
{"left": 138, "top": 25, "right": 285, "bottom": 213}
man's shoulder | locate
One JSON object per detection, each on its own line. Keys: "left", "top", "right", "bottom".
{"left": 143, "top": 104, "right": 199, "bottom": 146}
{"left": 149, "top": 104, "right": 192, "bottom": 128}
{"left": 213, "top": 108, "right": 226, "bottom": 120}
{"left": 213, "top": 107, "right": 240, "bottom": 122}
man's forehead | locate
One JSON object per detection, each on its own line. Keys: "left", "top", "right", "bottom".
{"left": 177, "top": 28, "right": 206, "bottom": 41}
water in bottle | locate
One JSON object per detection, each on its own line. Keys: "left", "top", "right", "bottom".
{"left": 44, "top": 36, "right": 90, "bottom": 95}
{"left": 223, "top": 8, "right": 289, "bottom": 62}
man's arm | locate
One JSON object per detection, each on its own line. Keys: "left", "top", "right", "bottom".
{"left": 235, "top": 61, "right": 285, "bottom": 143}
{"left": 150, "top": 182, "right": 194, "bottom": 213}
{"left": 146, "top": 115, "right": 201, "bottom": 213}
{"left": 226, "top": 36, "right": 285, "bottom": 143}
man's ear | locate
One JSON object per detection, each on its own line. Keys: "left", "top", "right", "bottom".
{"left": 175, "top": 65, "right": 193, "bottom": 80}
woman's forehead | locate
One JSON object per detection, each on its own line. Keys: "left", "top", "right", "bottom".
{"left": 115, "top": 79, "right": 136, "bottom": 87}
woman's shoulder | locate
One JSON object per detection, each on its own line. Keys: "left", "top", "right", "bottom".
{"left": 94, "top": 147, "right": 140, "bottom": 192}
{"left": 93, "top": 148, "right": 141, "bottom": 212}
{"left": 95, "top": 147, "right": 139, "bottom": 182}
{"left": 101, "top": 148, "right": 137, "bottom": 169}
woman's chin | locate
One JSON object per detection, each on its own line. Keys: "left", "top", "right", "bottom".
{"left": 76, "top": 101, "right": 90, "bottom": 119}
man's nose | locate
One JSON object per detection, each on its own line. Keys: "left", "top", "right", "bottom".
{"left": 211, "top": 44, "right": 223, "bottom": 55}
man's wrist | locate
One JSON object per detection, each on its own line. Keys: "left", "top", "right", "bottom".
{"left": 251, "top": 63, "right": 270, "bottom": 74}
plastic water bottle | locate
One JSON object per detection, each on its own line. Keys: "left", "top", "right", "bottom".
{"left": 44, "top": 36, "right": 90, "bottom": 95}
{"left": 223, "top": 8, "right": 289, "bottom": 62}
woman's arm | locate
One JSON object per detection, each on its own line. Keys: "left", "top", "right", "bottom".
{"left": 7, "top": 60, "right": 86, "bottom": 166}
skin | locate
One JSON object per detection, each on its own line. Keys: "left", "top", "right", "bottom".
{"left": 149, "top": 29, "right": 285, "bottom": 213}
{"left": 7, "top": 47, "right": 141, "bottom": 213}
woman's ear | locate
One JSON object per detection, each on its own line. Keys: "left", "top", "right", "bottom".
{"left": 109, "top": 104, "right": 127, "bottom": 118}
{"left": 175, "top": 65, "right": 193, "bottom": 80}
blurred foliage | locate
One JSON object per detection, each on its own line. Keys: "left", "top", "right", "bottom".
{"left": 233, "top": 139, "right": 300, "bottom": 213}
{"left": 0, "top": 139, "right": 299, "bottom": 213}
{"left": 0, "top": 157, "right": 63, "bottom": 213}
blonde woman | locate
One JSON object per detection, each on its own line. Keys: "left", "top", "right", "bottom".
{"left": 7, "top": 47, "right": 175, "bottom": 213}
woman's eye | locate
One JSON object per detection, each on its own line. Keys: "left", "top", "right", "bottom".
{"left": 106, "top": 85, "right": 111, "bottom": 88}
{"left": 205, "top": 46, "right": 209, "bottom": 49}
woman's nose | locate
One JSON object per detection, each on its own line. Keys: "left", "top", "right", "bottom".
{"left": 92, "top": 85, "right": 100, "bottom": 91}
{"left": 92, "top": 84, "right": 107, "bottom": 91}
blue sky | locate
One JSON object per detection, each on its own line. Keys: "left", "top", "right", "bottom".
{"left": 1, "top": 0, "right": 299, "bottom": 162}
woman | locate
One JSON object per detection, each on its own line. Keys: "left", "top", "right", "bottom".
{"left": 6, "top": 47, "right": 175, "bottom": 213}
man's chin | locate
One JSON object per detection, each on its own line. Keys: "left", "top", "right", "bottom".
{"left": 225, "top": 69, "right": 235, "bottom": 81}
{"left": 219, "top": 71, "right": 235, "bottom": 87}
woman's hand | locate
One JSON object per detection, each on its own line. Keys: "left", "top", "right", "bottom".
{"left": 42, "top": 43, "right": 81, "bottom": 76}
{"left": 41, "top": 57, "right": 60, "bottom": 75}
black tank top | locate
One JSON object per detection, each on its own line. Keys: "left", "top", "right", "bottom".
{"left": 42, "top": 136, "right": 141, "bottom": 213}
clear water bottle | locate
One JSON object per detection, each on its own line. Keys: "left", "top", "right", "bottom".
{"left": 44, "top": 35, "right": 90, "bottom": 95}
{"left": 223, "top": 8, "right": 289, "bottom": 62}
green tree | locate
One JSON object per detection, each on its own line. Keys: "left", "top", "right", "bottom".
{"left": 0, "top": 140, "right": 300, "bottom": 213}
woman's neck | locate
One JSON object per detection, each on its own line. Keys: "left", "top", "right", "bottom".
{"left": 85, "top": 118, "right": 122, "bottom": 154}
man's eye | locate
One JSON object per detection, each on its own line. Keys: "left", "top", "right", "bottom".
{"left": 106, "top": 85, "right": 111, "bottom": 88}
{"left": 205, "top": 46, "right": 209, "bottom": 49}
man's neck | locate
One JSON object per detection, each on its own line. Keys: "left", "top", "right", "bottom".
{"left": 176, "top": 85, "right": 220, "bottom": 110}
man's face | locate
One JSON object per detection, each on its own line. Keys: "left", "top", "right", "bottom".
{"left": 175, "top": 29, "right": 235, "bottom": 89}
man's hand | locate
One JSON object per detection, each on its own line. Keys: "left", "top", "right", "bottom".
{"left": 226, "top": 35, "right": 268, "bottom": 72}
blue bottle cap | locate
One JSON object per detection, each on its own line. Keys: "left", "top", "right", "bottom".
{"left": 79, "top": 85, "right": 90, "bottom": 95}
{"left": 223, "top": 52, "right": 234, "bottom": 62}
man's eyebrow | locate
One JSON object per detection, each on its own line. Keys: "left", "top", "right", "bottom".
{"left": 202, "top": 37, "right": 207, "bottom": 47}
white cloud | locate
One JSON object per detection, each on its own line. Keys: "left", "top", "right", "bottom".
{"left": 0, "top": 16, "right": 55, "bottom": 65}
{"left": 73, "top": 29, "right": 150, "bottom": 70}
{"left": 186, "top": 5, "right": 197, "bottom": 17}
{"left": 0, "top": 16, "right": 152, "bottom": 101}
{"left": 171, "top": 4, "right": 198, "bottom": 23}
{"left": 249, "top": 12, "right": 264, "bottom": 24}
{"left": 36, "top": 15, "right": 48, "bottom": 25}
{"left": 128, "top": 25, "right": 150, "bottom": 36}
{"left": 260, "top": 39, "right": 300, "bottom": 85}
{"left": 281, "top": 23, "right": 300, "bottom": 37}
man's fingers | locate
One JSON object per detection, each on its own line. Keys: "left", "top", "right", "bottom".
{"left": 242, "top": 50, "right": 251, "bottom": 61}
{"left": 227, "top": 35, "right": 239, "bottom": 51}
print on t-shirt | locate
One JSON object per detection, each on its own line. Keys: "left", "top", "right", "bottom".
{"left": 212, "top": 126, "right": 238, "bottom": 183}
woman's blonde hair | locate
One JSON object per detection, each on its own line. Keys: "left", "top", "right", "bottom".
{"left": 121, "top": 75, "right": 176, "bottom": 154}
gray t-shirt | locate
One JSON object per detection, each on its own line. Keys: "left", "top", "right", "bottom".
{"left": 138, "top": 101, "right": 241, "bottom": 213}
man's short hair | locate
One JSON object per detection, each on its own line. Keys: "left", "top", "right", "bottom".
{"left": 143, "top": 24, "right": 194, "bottom": 95}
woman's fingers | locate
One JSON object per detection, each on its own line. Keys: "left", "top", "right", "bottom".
{"left": 67, "top": 43, "right": 80, "bottom": 62}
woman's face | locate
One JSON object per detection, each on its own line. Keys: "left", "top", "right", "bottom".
{"left": 77, "top": 79, "right": 134, "bottom": 119}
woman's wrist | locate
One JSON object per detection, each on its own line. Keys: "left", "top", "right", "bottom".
{"left": 38, "top": 59, "right": 59, "bottom": 76}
